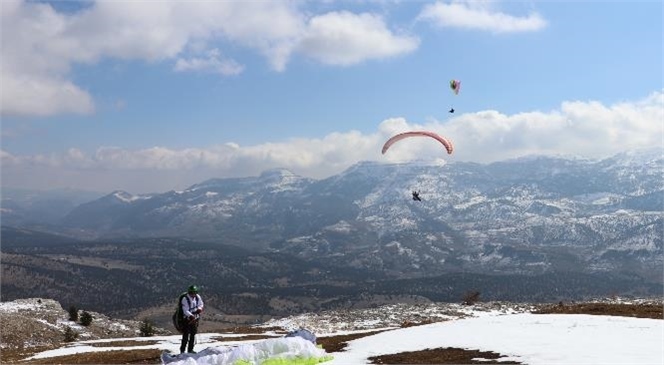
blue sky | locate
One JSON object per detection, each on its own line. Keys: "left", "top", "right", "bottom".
{"left": 1, "top": 0, "right": 662, "bottom": 193}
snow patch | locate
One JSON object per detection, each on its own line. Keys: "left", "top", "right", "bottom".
{"left": 324, "top": 221, "right": 353, "bottom": 233}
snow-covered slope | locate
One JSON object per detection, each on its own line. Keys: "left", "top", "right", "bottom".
{"left": 5, "top": 297, "right": 662, "bottom": 365}
{"left": 0, "top": 298, "right": 170, "bottom": 351}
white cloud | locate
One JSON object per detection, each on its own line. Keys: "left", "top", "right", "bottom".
{"left": 0, "top": 72, "right": 95, "bottom": 117}
{"left": 418, "top": 1, "right": 547, "bottom": 33}
{"left": 0, "top": 149, "right": 17, "bottom": 164}
{"left": 299, "top": 11, "right": 419, "bottom": 66}
{"left": 0, "top": 1, "right": 96, "bottom": 116}
{"left": 174, "top": 49, "right": 244, "bottom": 76}
{"left": 0, "top": 1, "right": 420, "bottom": 117}
{"left": 2, "top": 92, "right": 661, "bottom": 193}
{"left": 0, "top": 1, "right": 301, "bottom": 116}
{"left": 200, "top": 1, "right": 305, "bottom": 72}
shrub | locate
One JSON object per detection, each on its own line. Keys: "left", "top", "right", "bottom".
{"left": 63, "top": 326, "right": 78, "bottom": 342}
{"left": 139, "top": 318, "right": 155, "bottom": 337}
{"left": 462, "top": 290, "right": 481, "bottom": 305}
{"left": 68, "top": 305, "right": 79, "bottom": 322}
{"left": 80, "top": 311, "right": 93, "bottom": 326}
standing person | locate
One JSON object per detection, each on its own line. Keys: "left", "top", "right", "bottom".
{"left": 180, "top": 285, "right": 204, "bottom": 354}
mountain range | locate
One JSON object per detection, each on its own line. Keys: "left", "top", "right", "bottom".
{"left": 3, "top": 149, "right": 662, "bottom": 282}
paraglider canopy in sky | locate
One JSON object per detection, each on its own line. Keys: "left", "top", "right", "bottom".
{"left": 381, "top": 131, "right": 454, "bottom": 155}
{"left": 450, "top": 79, "right": 461, "bottom": 95}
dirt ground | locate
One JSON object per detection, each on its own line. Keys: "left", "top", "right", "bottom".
{"left": 7, "top": 302, "right": 662, "bottom": 365}
{"left": 533, "top": 301, "right": 662, "bottom": 319}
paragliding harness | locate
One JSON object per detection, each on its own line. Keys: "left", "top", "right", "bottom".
{"left": 172, "top": 292, "right": 191, "bottom": 333}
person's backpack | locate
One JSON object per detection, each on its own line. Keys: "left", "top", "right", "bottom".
{"left": 172, "top": 292, "right": 190, "bottom": 333}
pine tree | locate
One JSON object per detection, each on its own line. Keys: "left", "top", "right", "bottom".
{"left": 68, "top": 305, "right": 79, "bottom": 322}
{"left": 462, "top": 290, "right": 481, "bottom": 305}
{"left": 139, "top": 318, "right": 155, "bottom": 337}
{"left": 80, "top": 311, "right": 93, "bottom": 326}
{"left": 63, "top": 326, "right": 78, "bottom": 342}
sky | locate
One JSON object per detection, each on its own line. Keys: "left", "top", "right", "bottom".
{"left": 1, "top": 0, "right": 662, "bottom": 194}
{"left": 22, "top": 308, "right": 664, "bottom": 365}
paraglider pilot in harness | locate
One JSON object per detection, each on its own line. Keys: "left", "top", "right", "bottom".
{"left": 412, "top": 191, "right": 422, "bottom": 201}
{"left": 180, "top": 285, "right": 204, "bottom": 354}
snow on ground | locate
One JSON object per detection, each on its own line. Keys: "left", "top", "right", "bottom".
{"left": 0, "top": 299, "right": 50, "bottom": 313}
{"left": 330, "top": 313, "right": 663, "bottom": 365}
{"left": 22, "top": 303, "right": 664, "bottom": 365}
{"left": 258, "top": 302, "right": 519, "bottom": 335}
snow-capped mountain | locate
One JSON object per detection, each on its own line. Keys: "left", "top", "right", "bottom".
{"left": 27, "top": 150, "right": 664, "bottom": 279}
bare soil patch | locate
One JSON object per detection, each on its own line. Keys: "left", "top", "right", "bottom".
{"left": 221, "top": 325, "right": 286, "bottom": 335}
{"left": 318, "top": 330, "right": 389, "bottom": 352}
{"left": 208, "top": 334, "right": 274, "bottom": 342}
{"left": 8, "top": 349, "right": 162, "bottom": 364}
{"left": 88, "top": 340, "right": 161, "bottom": 348}
{"left": 369, "top": 347, "right": 521, "bottom": 364}
{"left": 533, "top": 302, "right": 663, "bottom": 319}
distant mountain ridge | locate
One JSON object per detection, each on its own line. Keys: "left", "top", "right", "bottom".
{"left": 3, "top": 150, "right": 662, "bottom": 281}
{"left": 1, "top": 187, "right": 104, "bottom": 227}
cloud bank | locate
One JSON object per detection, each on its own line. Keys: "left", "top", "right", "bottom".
{"left": 2, "top": 92, "right": 661, "bottom": 193}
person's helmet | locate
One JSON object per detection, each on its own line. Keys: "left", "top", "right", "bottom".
{"left": 188, "top": 285, "right": 199, "bottom": 293}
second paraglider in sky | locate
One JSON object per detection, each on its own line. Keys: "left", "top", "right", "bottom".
{"left": 450, "top": 79, "right": 461, "bottom": 95}
{"left": 449, "top": 79, "right": 460, "bottom": 113}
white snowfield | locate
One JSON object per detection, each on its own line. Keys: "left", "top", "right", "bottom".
{"left": 22, "top": 307, "right": 663, "bottom": 365}
{"left": 330, "top": 313, "right": 664, "bottom": 365}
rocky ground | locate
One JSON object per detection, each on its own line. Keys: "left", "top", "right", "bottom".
{"left": 0, "top": 298, "right": 171, "bottom": 363}
{"left": 1, "top": 297, "right": 662, "bottom": 364}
